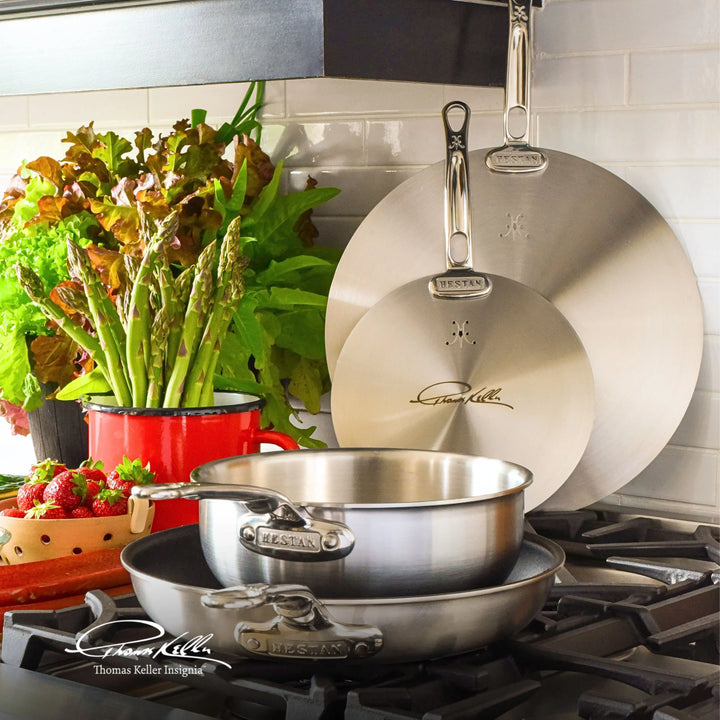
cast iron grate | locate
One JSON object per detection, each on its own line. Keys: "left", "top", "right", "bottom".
{"left": 2, "top": 510, "right": 719, "bottom": 720}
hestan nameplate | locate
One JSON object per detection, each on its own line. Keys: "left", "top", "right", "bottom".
{"left": 485, "top": 146, "right": 548, "bottom": 173}
{"left": 429, "top": 273, "right": 491, "bottom": 299}
{"left": 256, "top": 527, "right": 322, "bottom": 553}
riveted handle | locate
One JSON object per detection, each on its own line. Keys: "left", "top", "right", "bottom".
{"left": 429, "top": 101, "right": 492, "bottom": 300}
{"left": 201, "top": 583, "right": 384, "bottom": 660}
{"left": 131, "top": 482, "right": 355, "bottom": 562}
{"left": 486, "top": 0, "right": 548, "bottom": 173}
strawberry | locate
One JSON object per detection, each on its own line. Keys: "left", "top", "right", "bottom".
{"left": 106, "top": 456, "right": 155, "bottom": 498}
{"left": 91, "top": 488, "right": 128, "bottom": 517}
{"left": 25, "top": 499, "right": 67, "bottom": 519}
{"left": 17, "top": 480, "right": 50, "bottom": 512}
{"left": 70, "top": 506, "right": 95, "bottom": 519}
{"left": 29, "top": 459, "right": 68, "bottom": 484}
{"left": 83, "top": 479, "right": 105, "bottom": 507}
{"left": 43, "top": 470, "right": 88, "bottom": 512}
{"left": 0, "top": 507, "right": 24, "bottom": 518}
{"left": 77, "top": 458, "right": 107, "bottom": 485}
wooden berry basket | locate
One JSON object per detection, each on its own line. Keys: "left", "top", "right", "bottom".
{"left": 0, "top": 497, "right": 154, "bottom": 565}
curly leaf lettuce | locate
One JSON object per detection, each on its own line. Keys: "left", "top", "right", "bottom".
{"left": 0, "top": 178, "right": 97, "bottom": 406}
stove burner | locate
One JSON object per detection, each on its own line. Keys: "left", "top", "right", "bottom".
{"left": 2, "top": 510, "right": 718, "bottom": 719}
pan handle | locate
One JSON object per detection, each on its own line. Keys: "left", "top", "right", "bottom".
{"left": 429, "top": 101, "right": 492, "bottom": 300}
{"left": 131, "top": 483, "right": 355, "bottom": 562}
{"left": 486, "top": 0, "right": 548, "bottom": 173}
{"left": 201, "top": 583, "right": 384, "bottom": 660}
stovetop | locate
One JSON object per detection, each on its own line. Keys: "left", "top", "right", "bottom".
{"left": 1, "top": 510, "right": 718, "bottom": 720}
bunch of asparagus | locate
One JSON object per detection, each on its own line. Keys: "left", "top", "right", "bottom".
{"left": 16, "top": 212, "right": 248, "bottom": 408}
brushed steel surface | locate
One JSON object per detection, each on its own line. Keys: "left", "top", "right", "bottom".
{"left": 121, "top": 524, "right": 564, "bottom": 663}
{"left": 190, "top": 448, "right": 531, "bottom": 598}
{"left": 330, "top": 274, "right": 595, "bottom": 510}
{"left": 325, "top": 150, "right": 704, "bottom": 510}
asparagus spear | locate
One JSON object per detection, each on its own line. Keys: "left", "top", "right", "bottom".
{"left": 162, "top": 239, "right": 217, "bottom": 407}
{"left": 146, "top": 305, "right": 170, "bottom": 408}
{"left": 53, "top": 283, "right": 91, "bottom": 320}
{"left": 197, "top": 259, "right": 247, "bottom": 405}
{"left": 16, "top": 263, "right": 107, "bottom": 377}
{"left": 182, "top": 217, "right": 247, "bottom": 407}
{"left": 126, "top": 213, "right": 178, "bottom": 406}
{"left": 66, "top": 239, "right": 132, "bottom": 407}
{"left": 164, "top": 266, "right": 194, "bottom": 380}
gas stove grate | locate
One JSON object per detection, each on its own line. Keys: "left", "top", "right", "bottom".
{"left": 2, "top": 510, "right": 719, "bottom": 720}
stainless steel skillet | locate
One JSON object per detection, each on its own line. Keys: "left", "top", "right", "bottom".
{"left": 121, "top": 524, "right": 564, "bottom": 664}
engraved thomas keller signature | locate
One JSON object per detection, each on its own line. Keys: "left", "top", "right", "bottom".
{"left": 410, "top": 381, "right": 514, "bottom": 410}
{"left": 65, "top": 619, "right": 232, "bottom": 669}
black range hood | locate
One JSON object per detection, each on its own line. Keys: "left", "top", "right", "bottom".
{"left": 0, "top": 0, "right": 541, "bottom": 96}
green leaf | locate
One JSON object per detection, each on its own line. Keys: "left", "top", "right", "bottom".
{"left": 248, "top": 160, "right": 283, "bottom": 220}
{"left": 250, "top": 287, "right": 329, "bottom": 310}
{"left": 255, "top": 255, "right": 334, "bottom": 287}
{"left": 54, "top": 366, "right": 112, "bottom": 401}
{"left": 214, "top": 161, "right": 248, "bottom": 234}
{"left": 93, "top": 131, "right": 135, "bottom": 178}
{"left": 245, "top": 185, "right": 340, "bottom": 239}
{"left": 191, "top": 108, "right": 207, "bottom": 127}
{"left": 0, "top": 329, "right": 33, "bottom": 407}
{"left": 228, "top": 298, "right": 266, "bottom": 368}
{"left": 275, "top": 309, "right": 326, "bottom": 359}
{"left": 286, "top": 355, "right": 324, "bottom": 414}
{"left": 21, "top": 373, "right": 42, "bottom": 411}
{"left": 212, "top": 375, "right": 271, "bottom": 396}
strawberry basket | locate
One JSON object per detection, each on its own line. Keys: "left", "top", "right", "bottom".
{"left": 0, "top": 496, "right": 153, "bottom": 565}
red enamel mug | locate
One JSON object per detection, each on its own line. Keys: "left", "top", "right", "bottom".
{"left": 83, "top": 392, "right": 299, "bottom": 532}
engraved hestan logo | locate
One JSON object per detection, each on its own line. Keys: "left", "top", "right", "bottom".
{"left": 446, "top": 320, "right": 476, "bottom": 348}
{"left": 499, "top": 212, "right": 529, "bottom": 242}
{"left": 491, "top": 151, "right": 544, "bottom": 167}
{"left": 256, "top": 528, "right": 321, "bottom": 552}
{"left": 410, "top": 381, "right": 514, "bottom": 410}
{"left": 434, "top": 276, "right": 487, "bottom": 291}
{"left": 268, "top": 640, "right": 348, "bottom": 658}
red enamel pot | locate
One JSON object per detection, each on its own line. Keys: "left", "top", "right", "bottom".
{"left": 83, "top": 392, "right": 299, "bottom": 532}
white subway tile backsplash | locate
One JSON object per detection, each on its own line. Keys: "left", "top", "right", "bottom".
{"left": 309, "top": 216, "right": 363, "bottom": 250}
{"left": 288, "top": 167, "right": 420, "bottom": 216}
{"left": 28, "top": 89, "right": 149, "bottom": 130}
{"left": 366, "top": 112, "right": 501, "bottom": 166}
{"left": 149, "top": 81, "right": 285, "bottom": 125}
{"left": 0, "top": 131, "right": 67, "bottom": 173}
{"left": 538, "top": 108, "right": 720, "bottom": 163}
{"left": 697, "top": 335, "right": 720, "bottom": 393}
{"left": 670, "top": 391, "right": 720, "bottom": 450}
{"left": 0, "top": 96, "right": 29, "bottom": 131}
{"left": 442, "top": 85, "right": 504, "bottom": 112}
{"left": 625, "top": 166, "right": 720, "bottom": 221}
{"left": 286, "top": 78, "right": 443, "bottom": 116}
{"left": 261, "top": 121, "right": 365, "bottom": 167}
{"left": 366, "top": 117, "right": 441, "bottom": 166}
{"left": 699, "top": 280, "right": 720, "bottom": 335}
{"left": 618, "top": 445, "right": 718, "bottom": 508}
{"left": 536, "top": 0, "right": 720, "bottom": 55}
{"left": 533, "top": 54, "right": 626, "bottom": 109}
{"left": 671, "top": 222, "right": 720, "bottom": 279}
{"left": 630, "top": 49, "right": 720, "bottom": 106}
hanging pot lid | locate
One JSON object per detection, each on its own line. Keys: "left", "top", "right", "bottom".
{"left": 325, "top": 0, "right": 703, "bottom": 510}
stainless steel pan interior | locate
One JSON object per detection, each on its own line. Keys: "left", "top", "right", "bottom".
{"left": 324, "top": 0, "right": 703, "bottom": 510}
{"left": 120, "top": 524, "right": 565, "bottom": 663}
{"left": 132, "top": 448, "right": 532, "bottom": 598}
